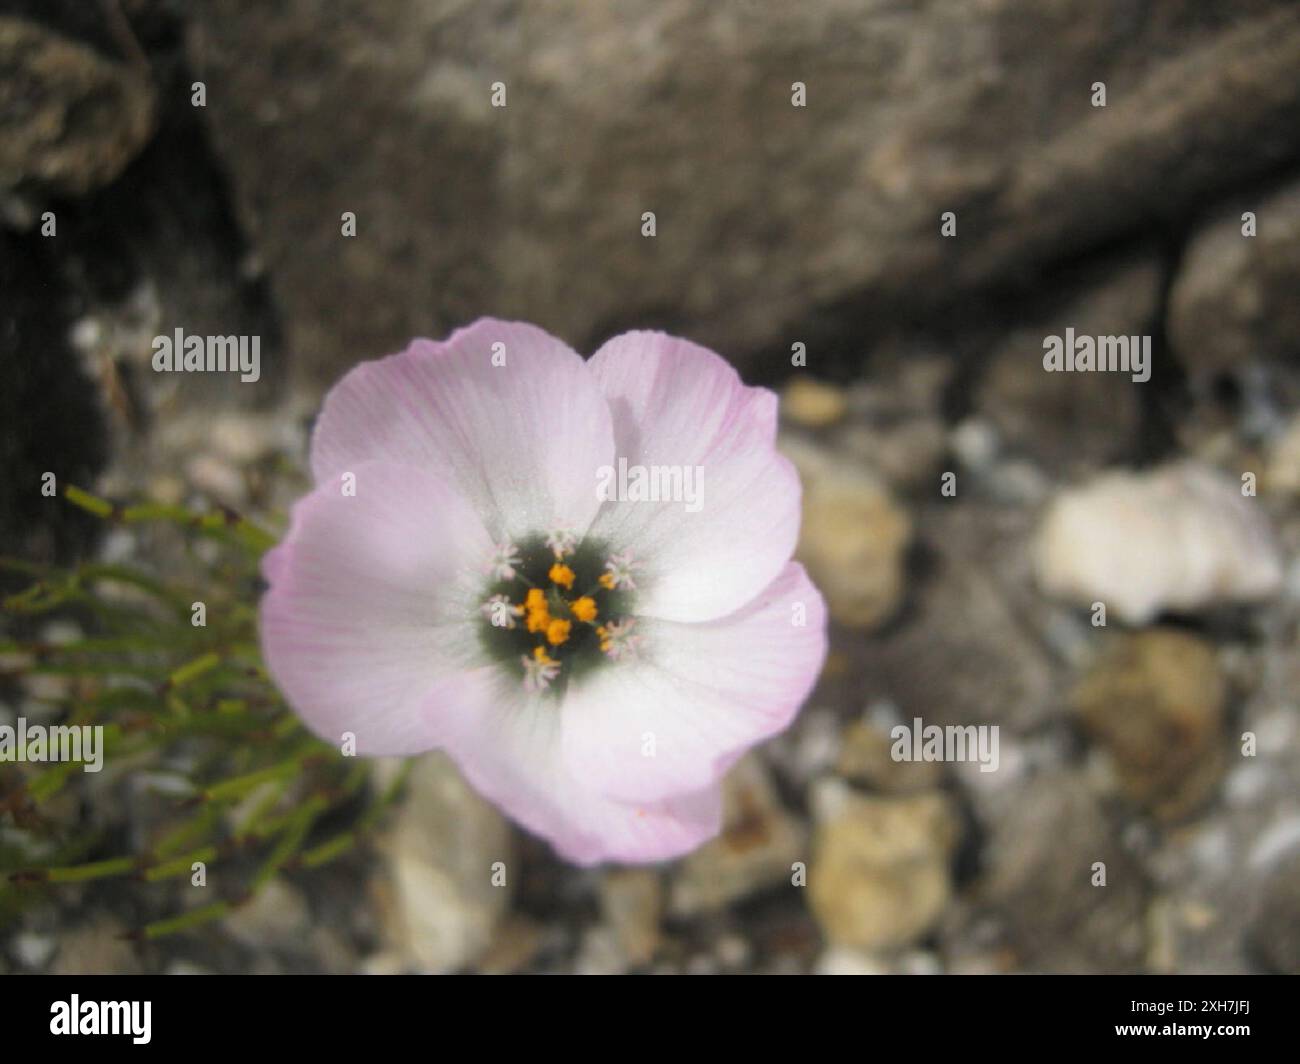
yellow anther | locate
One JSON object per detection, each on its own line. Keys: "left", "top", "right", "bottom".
{"left": 532, "top": 645, "right": 556, "bottom": 665}
{"left": 598, "top": 572, "right": 616, "bottom": 590}
{"left": 570, "top": 596, "right": 598, "bottom": 622}
{"left": 549, "top": 563, "right": 575, "bottom": 590}
{"left": 524, "top": 587, "right": 550, "bottom": 633}
{"left": 546, "top": 618, "right": 572, "bottom": 646}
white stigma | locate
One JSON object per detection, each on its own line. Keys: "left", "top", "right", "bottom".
{"left": 521, "top": 652, "right": 561, "bottom": 691}
{"left": 599, "top": 618, "right": 642, "bottom": 661}
{"left": 488, "top": 541, "right": 522, "bottom": 581}
{"left": 545, "top": 529, "right": 578, "bottom": 558}
{"left": 603, "top": 551, "right": 639, "bottom": 590}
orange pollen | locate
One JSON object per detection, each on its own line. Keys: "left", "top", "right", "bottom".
{"left": 523, "top": 587, "right": 550, "bottom": 632}
{"left": 570, "top": 596, "right": 598, "bottom": 623}
{"left": 548, "top": 563, "right": 575, "bottom": 589}
{"left": 546, "top": 618, "right": 572, "bottom": 646}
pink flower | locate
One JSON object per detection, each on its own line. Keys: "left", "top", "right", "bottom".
{"left": 259, "top": 320, "right": 826, "bottom": 865}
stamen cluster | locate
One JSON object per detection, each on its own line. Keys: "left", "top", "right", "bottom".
{"left": 479, "top": 533, "right": 640, "bottom": 692}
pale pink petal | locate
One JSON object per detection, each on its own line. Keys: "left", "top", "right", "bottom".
{"left": 440, "top": 668, "right": 723, "bottom": 865}
{"left": 585, "top": 331, "right": 801, "bottom": 623}
{"left": 309, "top": 318, "right": 615, "bottom": 542}
{"left": 560, "top": 562, "right": 826, "bottom": 803}
{"left": 260, "top": 461, "right": 493, "bottom": 755}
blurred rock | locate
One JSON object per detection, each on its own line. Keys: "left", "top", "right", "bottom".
{"left": 1250, "top": 850, "right": 1300, "bottom": 973}
{"left": 950, "top": 417, "right": 1000, "bottom": 474}
{"left": 0, "top": 17, "right": 155, "bottom": 201}
{"left": 572, "top": 926, "right": 625, "bottom": 976}
{"left": 598, "top": 869, "right": 662, "bottom": 969}
{"left": 185, "top": 453, "right": 245, "bottom": 505}
{"left": 1265, "top": 415, "right": 1300, "bottom": 495}
{"left": 371, "top": 754, "right": 513, "bottom": 973}
{"left": 682, "top": 952, "right": 720, "bottom": 976}
{"left": 670, "top": 756, "right": 805, "bottom": 917}
{"left": 1034, "top": 462, "right": 1283, "bottom": 623}
{"left": 808, "top": 784, "right": 958, "bottom": 952}
{"left": 358, "top": 950, "right": 406, "bottom": 976}
{"left": 306, "top": 925, "right": 358, "bottom": 975}
{"left": 973, "top": 254, "right": 1159, "bottom": 474}
{"left": 222, "top": 879, "right": 311, "bottom": 950}
{"left": 1169, "top": 180, "right": 1300, "bottom": 382}
{"left": 1140, "top": 802, "right": 1300, "bottom": 973}
{"left": 208, "top": 411, "right": 287, "bottom": 465}
{"left": 814, "top": 945, "right": 889, "bottom": 976}
{"left": 478, "top": 915, "right": 546, "bottom": 975}
{"left": 714, "top": 932, "right": 752, "bottom": 971}
{"left": 857, "top": 501, "right": 1059, "bottom": 733}
{"left": 165, "top": 960, "right": 215, "bottom": 975}
{"left": 841, "top": 417, "right": 950, "bottom": 495}
{"left": 837, "top": 347, "right": 952, "bottom": 492}
{"left": 10, "top": 931, "right": 56, "bottom": 970}
{"left": 896, "top": 949, "right": 944, "bottom": 975}
{"left": 1072, "top": 629, "right": 1227, "bottom": 821}
{"left": 782, "top": 439, "right": 911, "bottom": 629}
{"left": 769, "top": 705, "right": 842, "bottom": 782}
{"left": 836, "top": 719, "right": 945, "bottom": 794}
{"left": 50, "top": 916, "right": 141, "bottom": 975}
{"left": 187, "top": 1, "right": 1300, "bottom": 385}
{"left": 781, "top": 377, "right": 848, "bottom": 429}
{"left": 975, "top": 773, "right": 1148, "bottom": 972}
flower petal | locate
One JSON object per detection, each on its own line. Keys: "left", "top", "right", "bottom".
{"left": 585, "top": 331, "right": 801, "bottom": 622}
{"left": 310, "top": 318, "right": 616, "bottom": 542}
{"left": 438, "top": 668, "right": 723, "bottom": 865}
{"left": 560, "top": 562, "right": 826, "bottom": 803}
{"left": 259, "top": 461, "right": 493, "bottom": 755}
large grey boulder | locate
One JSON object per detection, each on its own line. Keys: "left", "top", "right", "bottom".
{"left": 186, "top": 2, "right": 1300, "bottom": 387}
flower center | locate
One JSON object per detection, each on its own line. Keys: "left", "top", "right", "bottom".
{"left": 478, "top": 533, "right": 640, "bottom": 694}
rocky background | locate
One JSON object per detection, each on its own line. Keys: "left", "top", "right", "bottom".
{"left": 2, "top": 0, "right": 1299, "bottom": 974}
